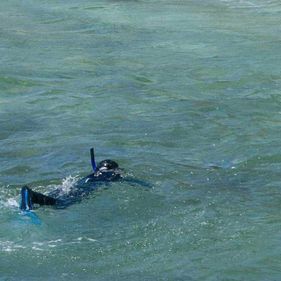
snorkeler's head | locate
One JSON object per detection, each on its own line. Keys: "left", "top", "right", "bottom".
{"left": 88, "top": 148, "right": 121, "bottom": 181}
{"left": 90, "top": 148, "right": 120, "bottom": 179}
{"left": 96, "top": 159, "right": 119, "bottom": 171}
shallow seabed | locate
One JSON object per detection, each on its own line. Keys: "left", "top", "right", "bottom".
{"left": 1, "top": 0, "right": 281, "bottom": 280}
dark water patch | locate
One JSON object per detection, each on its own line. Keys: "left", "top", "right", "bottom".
{"left": 1, "top": 165, "right": 34, "bottom": 176}
{"left": 132, "top": 75, "right": 154, "bottom": 84}
{"left": 41, "top": 18, "right": 69, "bottom": 25}
{"left": 0, "top": 76, "right": 40, "bottom": 92}
{"left": 84, "top": 6, "right": 105, "bottom": 11}
{"left": 0, "top": 113, "right": 41, "bottom": 140}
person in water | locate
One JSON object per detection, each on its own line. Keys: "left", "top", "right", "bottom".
{"left": 20, "top": 148, "right": 124, "bottom": 210}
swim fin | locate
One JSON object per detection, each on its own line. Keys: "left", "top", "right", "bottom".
{"left": 20, "top": 186, "right": 57, "bottom": 209}
{"left": 20, "top": 186, "right": 33, "bottom": 211}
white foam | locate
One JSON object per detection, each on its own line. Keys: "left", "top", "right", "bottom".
{"left": 86, "top": 237, "right": 97, "bottom": 242}
{"left": 0, "top": 236, "right": 98, "bottom": 253}
{"left": 57, "top": 175, "right": 79, "bottom": 196}
{"left": 74, "top": 236, "right": 98, "bottom": 243}
{"left": 0, "top": 197, "right": 19, "bottom": 212}
{"left": 31, "top": 246, "right": 44, "bottom": 251}
{"left": 0, "top": 240, "right": 26, "bottom": 252}
{"left": 5, "top": 198, "right": 19, "bottom": 208}
{"left": 48, "top": 239, "right": 62, "bottom": 243}
{"left": 43, "top": 175, "right": 80, "bottom": 197}
{"left": 219, "top": 0, "right": 279, "bottom": 9}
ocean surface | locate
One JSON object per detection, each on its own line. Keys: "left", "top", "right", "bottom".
{"left": 1, "top": 0, "right": 281, "bottom": 280}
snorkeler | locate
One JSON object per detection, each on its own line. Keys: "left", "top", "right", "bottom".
{"left": 20, "top": 148, "right": 123, "bottom": 210}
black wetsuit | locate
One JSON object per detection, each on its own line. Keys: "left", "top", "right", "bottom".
{"left": 20, "top": 149, "right": 152, "bottom": 211}
{"left": 20, "top": 159, "right": 122, "bottom": 210}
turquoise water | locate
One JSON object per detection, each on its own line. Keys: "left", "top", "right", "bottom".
{"left": 1, "top": 0, "right": 281, "bottom": 280}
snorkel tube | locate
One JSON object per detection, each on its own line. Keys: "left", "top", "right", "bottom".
{"left": 90, "top": 148, "right": 97, "bottom": 172}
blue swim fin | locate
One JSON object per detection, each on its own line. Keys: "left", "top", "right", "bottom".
{"left": 20, "top": 186, "right": 33, "bottom": 211}
{"left": 20, "top": 186, "right": 42, "bottom": 225}
{"left": 21, "top": 210, "right": 42, "bottom": 225}
{"left": 90, "top": 148, "right": 97, "bottom": 172}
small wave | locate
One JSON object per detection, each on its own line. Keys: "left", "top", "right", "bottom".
{"left": 0, "top": 236, "right": 98, "bottom": 252}
{"left": 0, "top": 241, "right": 26, "bottom": 252}
{"left": 219, "top": 0, "right": 281, "bottom": 10}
